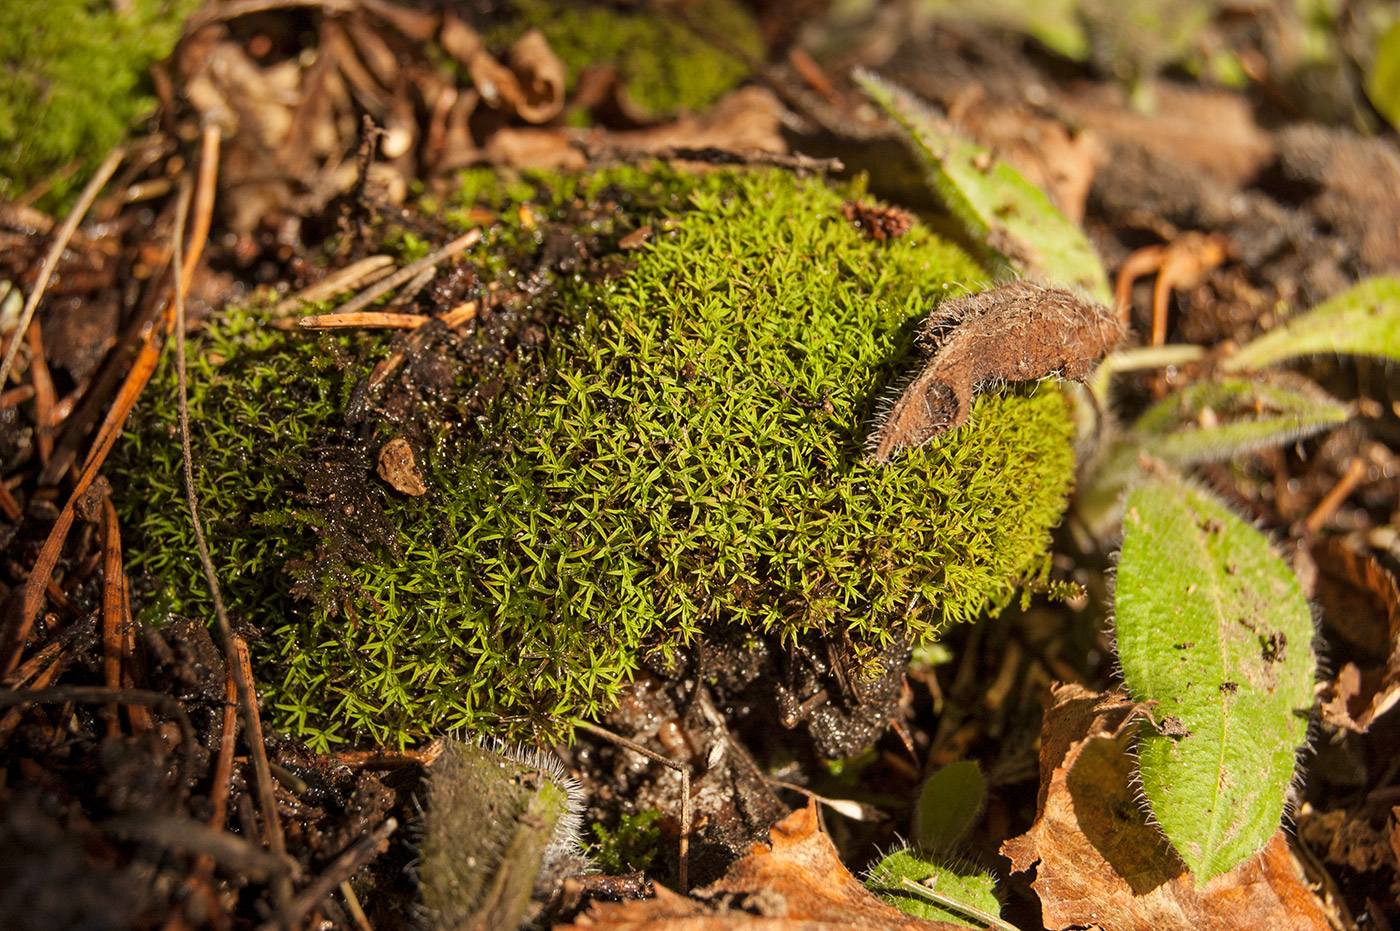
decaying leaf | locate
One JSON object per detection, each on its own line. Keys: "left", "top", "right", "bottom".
{"left": 1313, "top": 537, "right": 1400, "bottom": 733}
{"left": 377, "top": 438, "right": 427, "bottom": 496}
{"left": 1000, "top": 684, "right": 1331, "bottom": 931}
{"left": 869, "top": 280, "right": 1123, "bottom": 462}
{"left": 558, "top": 803, "right": 971, "bottom": 930}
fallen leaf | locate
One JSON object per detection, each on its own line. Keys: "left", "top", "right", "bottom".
{"left": 1000, "top": 684, "right": 1331, "bottom": 931}
{"left": 607, "top": 86, "right": 787, "bottom": 156}
{"left": 1313, "top": 537, "right": 1400, "bottom": 733}
{"left": 1295, "top": 803, "right": 1399, "bottom": 875}
{"left": 558, "top": 803, "right": 970, "bottom": 930}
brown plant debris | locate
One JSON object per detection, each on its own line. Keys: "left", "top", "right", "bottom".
{"left": 377, "top": 438, "right": 427, "bottom": 497}
{"left": 1313, "top": 536, "right": 1400, "bottom": 733}
{"left": 557, "top": 802, "right": 970, "bottom": 930}
{"left": 841, "top": 200, "right": 913, "bottom": 240}
{"left": 1000, "top": 683, "right": 1332, "bottom": 931}
{"left": 868, "top": 280, "right": 1124, "bottom": 462}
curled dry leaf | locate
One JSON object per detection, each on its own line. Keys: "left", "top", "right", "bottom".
{"left": 461, "top": 25, "right": 566, "bottom": 124}
{"left": 507, "top": 29, "right": 567, "bottom": 124}
{"left": 1312, "top": 536, "right": 1400, "bottom": 733}
{"left": 868, "top": 280, "right": 1123, "bottom": 463}
{"left": 607, "top": 86, "right": 787, "bottom": 157}
{"left": 999, "top": 684, "right": 1331, "bottom": 931}
{"left": 558, "top": 803, "right": 970, "bottom": 931}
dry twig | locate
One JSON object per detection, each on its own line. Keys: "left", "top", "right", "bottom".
{"left": 578, "top": 720, "right": 692, "bottom": 894}
{"left": 0, "top": 146, "right": 125, "bottom": 388}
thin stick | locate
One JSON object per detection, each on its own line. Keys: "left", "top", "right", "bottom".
{"left": 339, "top": 880, "right": 374, "bottom": 931}
{"left": 257, "top": 818, "right": 398, "bottom": 931}
{"left": 578, "top": 720, "right": 691, "bottom": 893}
{"left": 0, "top": 653, "right": 66, "bottom": 741}
{"left": 299, "top": 299, "right": 480, "bottom": 332}
{"left": 299, "top": 311, "right": 430, "bottom": 330}
{"left": 167, "top": 128, "right": 292, "bottom": 907}
{"left": 99, "top": 495, "right": 127, "bottom": 737}
{"left": 0, "top": 480, "right": 19, "bottom": 522}
{"left": 897, "top": 877, "right": 1022, "bottom": 931}
{"left": 178, "top": 666, "right": 240, "bottom": 931}
{"left": 333, "top": 229, "right": 480, "bottom": 318}
{"left": 1304, "top": 457, "right": 1368, "bottom": 535}
{"left": 0, "top": 384, "right": 37, "bottom": 410}
{"left": 105, "top": 814, "right": 298, "bottom": 882}
{"left": 234, "top": 637, "right": 291, "bottom": 903}
{"left": 271, "top": 255, "right": 395, "bottom": 317}
{"left": 0, "top": 146, "right": 126, "bottom": 388}
{"left": 329, "top": 743, "right": 444, "bottom": 769}
{"left": 24, "top": 321, "right": 57, "bottom": 463}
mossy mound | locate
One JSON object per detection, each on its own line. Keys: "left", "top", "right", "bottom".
{"left": 115, "top": 168, "right": 1074, "bottom": 748}
{"left": 491, "top": 0, "right": 760, "bottom": 116}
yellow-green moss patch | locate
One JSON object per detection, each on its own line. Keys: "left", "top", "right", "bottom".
{"left": 115, "top": 168, "right": 1074, "bottom": 748}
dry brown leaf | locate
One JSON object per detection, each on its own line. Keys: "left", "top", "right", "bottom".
{"left": 445, "top": 19, "right": 564, "bottom": 125}
{"left": 1313, "top": 537, "right": 1400, "bottom": 733}
{"left": 1056, "top": 81, "right": 1274, "bottom": 191}
{"left": 557, "top": 803, "right": 969, "bottom": 930}
{"left": 607, "top": 87, "right": 786, "bottom": 155}
{"left": 377, "top": 438, "right": 427, "bottom": 496}
{"left": 1296, "top": 804, "right": 1399, "bottom": 875}
{"left": 481, "top": 128, "right": 588, "bottom": 172}
{"left": 999, "top": 684, "right": 1331, "bottom": 931}
{"left": 508, "top": 29, "right": 567, "bottom": 124}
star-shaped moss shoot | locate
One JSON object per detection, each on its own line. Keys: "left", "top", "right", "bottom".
{"left": 114, "top": 167, "right": 1076, "bottom": 749}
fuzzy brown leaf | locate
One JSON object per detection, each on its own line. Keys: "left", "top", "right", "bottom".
{"left": 869, "top": 281, "right": 1123, "bottom": 462}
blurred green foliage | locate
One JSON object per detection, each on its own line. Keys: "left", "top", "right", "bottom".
{"left": 0, "top": 0, "right": 196, "bottom": 204}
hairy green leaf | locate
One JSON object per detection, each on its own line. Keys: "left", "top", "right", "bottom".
{"left": 420, "top": 741, "right": 584, "bottom": 930}
{"left": 1130, "top": 374, "right": 1350, "bottom": 464}
{"left": 913, "top": 760, "right": 984, "bottom": 852}
{"left": 855, "top": 69, "right": 1111, "bottom": 303}
{"left": 865, "top": 848, "right": 1002, "bottom": 929}
{"left": 1115, "top": 473, "right": 1314, "bottom": 883}
{"left": 1076, "top": 375, "right": 1349, "bottom": 538}
{"left": 1222, "top": 276, "right": 1400, "bottom": 372}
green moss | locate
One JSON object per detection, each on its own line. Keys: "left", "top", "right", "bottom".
{"left": 591, "top": 810, "right": 662, "bottom": 875}
{"left": 0, "top": 0, "right": 198, "bottom": 204}
{"left": 490, "top": 0, "right": 760, "bottom": 115}
{"left": 114, "top": 167, "right": 1074, "bottom": 749}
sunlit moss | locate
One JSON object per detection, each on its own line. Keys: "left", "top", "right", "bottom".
{"left": 0, "top": 0, "right": 198, "bottom": 204}
{"left": 114, "top": 167, "right": 1075, "bottom": 749}
{"left": 490, "top": 0, "right": 760, "bottom": 115}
